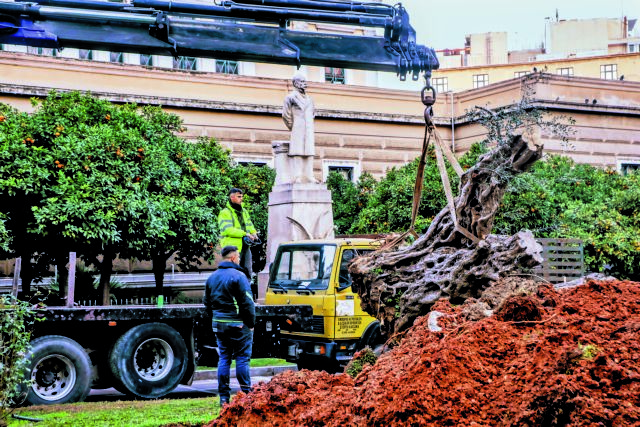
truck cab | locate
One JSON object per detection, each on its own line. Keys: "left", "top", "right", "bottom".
{"left": 265, "top": 238, "right": 382, "bottom": 372}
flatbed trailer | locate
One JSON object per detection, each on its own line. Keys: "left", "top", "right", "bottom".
{"left": 23, "top": 303, "right": 313, "bottom": 405}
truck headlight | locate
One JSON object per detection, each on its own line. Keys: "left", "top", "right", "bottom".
{"left": 348, "top": 343, "right": 357, "bottom": 350}
{"left": 313, "top": 344, "right": 326, "bottom": 355}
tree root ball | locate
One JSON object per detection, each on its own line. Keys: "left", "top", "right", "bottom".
{"left": 350, "top": 134, "right": 544, "bottom": 337}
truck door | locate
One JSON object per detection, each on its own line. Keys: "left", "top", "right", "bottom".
{"left": 268, "top": 244, "right": 337, "bottom": 337}
{"left": 334, "top": 248, "right": 375, "bottom": 341}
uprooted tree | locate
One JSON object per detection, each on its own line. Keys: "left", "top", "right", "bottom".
{"left": 350, "top": 74, "right": 574, "bottom": 338}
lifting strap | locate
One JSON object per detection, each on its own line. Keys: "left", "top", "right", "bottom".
{"left": 379, "top": 81, "right": 479, "bottom": 251}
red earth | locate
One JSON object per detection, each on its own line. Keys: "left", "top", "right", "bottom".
{"left": 208, "top": 280, "right": 640, "bottom": 426}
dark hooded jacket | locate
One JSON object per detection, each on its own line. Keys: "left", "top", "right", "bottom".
{"left": 203, "top": 261, "right": 256, "bottom": 328}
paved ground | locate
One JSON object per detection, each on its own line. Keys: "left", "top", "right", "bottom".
{"left": 87, "top": 376, "right": 275, "bottom": 402}
{"left": 86, "top": 366, "right": 296, "bottom": 402}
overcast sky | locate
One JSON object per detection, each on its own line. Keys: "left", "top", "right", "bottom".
{"left": 396, "top": 0, "right": 640, "bottom": 50}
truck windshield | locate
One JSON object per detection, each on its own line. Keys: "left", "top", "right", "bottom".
{"left": 270, "top": 244, "right": 337, "bottom": 290}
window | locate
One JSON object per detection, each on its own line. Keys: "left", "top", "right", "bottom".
{"left": 78, "top": 49, "right": 93, "bottom": 60}
{"left": 173, "top": 56, "right": 198, "bottom": 71}
{"left": 109, "top": 52, "right": 124, "bottom": 64}
{"left": 271, "top": 245, "right": 337, "bottom": 291}
{"left": 629, "top": 44, "right": 638, "bottom": 53}
{"left": 215, "top": 60, "right": 239, "bottom": 74}
{"left": 432, "top": 77, "right": 448, "bottom": 93}
{"left": 619, "top": 162, "right": 640, "bottom": 176}
{"left": 338, "top": 248, "right": 374, "bottom": 288}
{"left": 238, "top": 161, "right": 267, "bottom": 167}
{"left": 472, "top": 74, "right": 489, "bottom": 88}
{"left": 514, "top": 71, "right": 530, "bottom": 78}
{"left": 328, "top": 166, "right": 354, "bottom": 182}
{"left": 557, "top": 67, "right": 574, "bottom": 76}
{"left": 140, "top": 53, "right": 153, "bottom": 67}
{"left": 600, "top": 64, "right": 617, "bottom": 80}
{"left": 27, "top": 47, "right": 57, "bottom": 56}
{"left": 324, "top": 67, "right": 345, "bottom": 84}
{"left": 323, "top": 160, "right": 360, "bottom": 183}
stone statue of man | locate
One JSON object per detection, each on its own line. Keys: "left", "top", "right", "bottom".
{"left": 282, "top": 73, "right": 315, "bottom": 183}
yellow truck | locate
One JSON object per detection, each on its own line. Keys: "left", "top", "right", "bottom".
{"left": 265, "top": 238, "right": 383, "bottom": 372}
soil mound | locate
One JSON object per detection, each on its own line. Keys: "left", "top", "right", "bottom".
{"left": 210, "top": 280, "right": 640, "bottom": 426}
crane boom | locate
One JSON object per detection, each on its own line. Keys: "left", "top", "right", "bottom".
{"left": 0, "top": 0, "right": 438, "bottom": 80}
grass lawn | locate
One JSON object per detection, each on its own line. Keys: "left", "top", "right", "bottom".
{"left": 196, "top": 357, "right": 295, "bottom": 371}
{"left": 8, "top": 397, "right": 220, "bottom": 427}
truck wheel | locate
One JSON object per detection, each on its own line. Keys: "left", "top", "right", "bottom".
{"left": 109, "top": 323, "right": 187, "bottom": 399}
{"left": 24, "top": 336, "right": 92, "bottom": 405}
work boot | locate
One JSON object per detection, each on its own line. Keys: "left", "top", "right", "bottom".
{"left": 219, "top": 397, "right": 229, "bottom": 407}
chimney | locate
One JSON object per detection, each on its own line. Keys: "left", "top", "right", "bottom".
{"left": 623, "top": 16, "right": 628, "bottom": 38}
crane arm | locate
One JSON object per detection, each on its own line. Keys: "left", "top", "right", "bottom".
{"left": 0, "top": 0, "right": 438, "bottom": 80}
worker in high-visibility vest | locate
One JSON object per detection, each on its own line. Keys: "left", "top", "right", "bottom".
{"left": 217, "top": 188, "right": 258, "bottom": 278}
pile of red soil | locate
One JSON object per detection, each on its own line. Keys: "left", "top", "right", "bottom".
{"left": 209, "top": 280, "right": 640, "bottom": 426}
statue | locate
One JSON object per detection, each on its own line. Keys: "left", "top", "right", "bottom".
{"left": 282, "top": 73, "right": 316, "bottom": 183}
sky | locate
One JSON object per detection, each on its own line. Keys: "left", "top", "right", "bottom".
{"left": 396, "top": 0, "right": 640, "bottom": 51}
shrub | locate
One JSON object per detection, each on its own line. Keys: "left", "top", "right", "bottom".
{"left": 345, "top": 347, "right": 378, "bottom": 378}
{"left": 0, "top": 296, "right": 34, "bottom": 425}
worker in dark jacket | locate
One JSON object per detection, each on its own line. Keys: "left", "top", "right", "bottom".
{"left": 203, "top": 245, "right": 256, "bottom": 406}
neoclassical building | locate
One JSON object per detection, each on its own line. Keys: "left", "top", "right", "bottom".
{"left": 1, "top": 48, "right": 639, "bottom": 181}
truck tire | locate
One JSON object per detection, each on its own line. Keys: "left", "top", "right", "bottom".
{"left": 23, "top": 335, "right": 93, "bottom": 405}
{"left": 109, "top": 323, "right": 188, "bottom": 399}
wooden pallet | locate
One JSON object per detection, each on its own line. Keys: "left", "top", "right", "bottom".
{"left": 534, "top": 238, "right": 584, "bottom": 284}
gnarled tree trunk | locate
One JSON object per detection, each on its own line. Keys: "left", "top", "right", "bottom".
{"left": 351, "top": 134, "right": 544, "bottom": 338}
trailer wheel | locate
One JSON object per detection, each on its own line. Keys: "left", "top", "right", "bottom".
{"left": 23, "top": 336, "right": 93, "bottom": 406}
{"left": 109, "top": 323, "right": 187, "bottom": 399}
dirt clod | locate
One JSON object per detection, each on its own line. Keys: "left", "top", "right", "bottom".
{"left": 495, "top": 294, "right": 543, "bottom": 323}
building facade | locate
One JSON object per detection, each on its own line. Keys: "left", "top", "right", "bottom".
{"left": 433, "top": 17, "right": 640, "bottom": 93}
{"left": 1, "top": 50, "right": 638, "bottom": 181}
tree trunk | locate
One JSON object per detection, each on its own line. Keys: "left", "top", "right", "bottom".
{"left": 351, "top": 134, "right": 545, "bottom": 338}
{"left": 99, "top": 247, "right": 114, "bottom": 306}
{"left": 56, "top": 256, "right": 69, "bottom": 301}
{"left": 152, "top": 248, "right": 171, "bottom": 301}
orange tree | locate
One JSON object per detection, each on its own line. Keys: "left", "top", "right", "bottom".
{"left": 494, "top": 156, "right": 640, "bottom": 280}
{"left": 0, "top": 92, "right": 234, "bottom": 302}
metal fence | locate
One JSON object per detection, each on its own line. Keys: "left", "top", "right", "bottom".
{"left": 75, "top": 295, "right": 204, "bottom": 307}
{"left": 534, "top": 238, "right": 584, "bottom": 284}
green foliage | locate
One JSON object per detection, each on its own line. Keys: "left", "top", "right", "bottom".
{"left": 0, "top": 91, "right": 237, "bottom": 293}
{"left": 345, "top": 347, "right": 378, "bottom": 378}
{"left": 0, "top": 296, "right": 35, "bottom": 421}
{"left": 327, "top": 144, "right": 487, "bottom": 235}
{"left": 327, "top": 171, "right": 375, "bottom": 235}
{"left": 385, "top": 290, "right": 404, "bottom": 317}
{"left": 9, "top": 397, "right": 221, "bottom": 427}
{"left": 578, "top": 343, "right": 599, "bottom": 361}
{"left": 0, "top": 214, "right": 9, "bottom": 252}
{"left": 495, "top": 156, "right": 640, "bottom": 279}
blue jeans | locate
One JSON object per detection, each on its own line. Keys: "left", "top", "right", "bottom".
{"left": 213, "top": 321, "right": 253, "bottom": 401}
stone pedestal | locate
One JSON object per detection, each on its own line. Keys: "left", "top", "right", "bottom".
{"left": 257, "top": 141, "right": 334, "bottom": 302}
